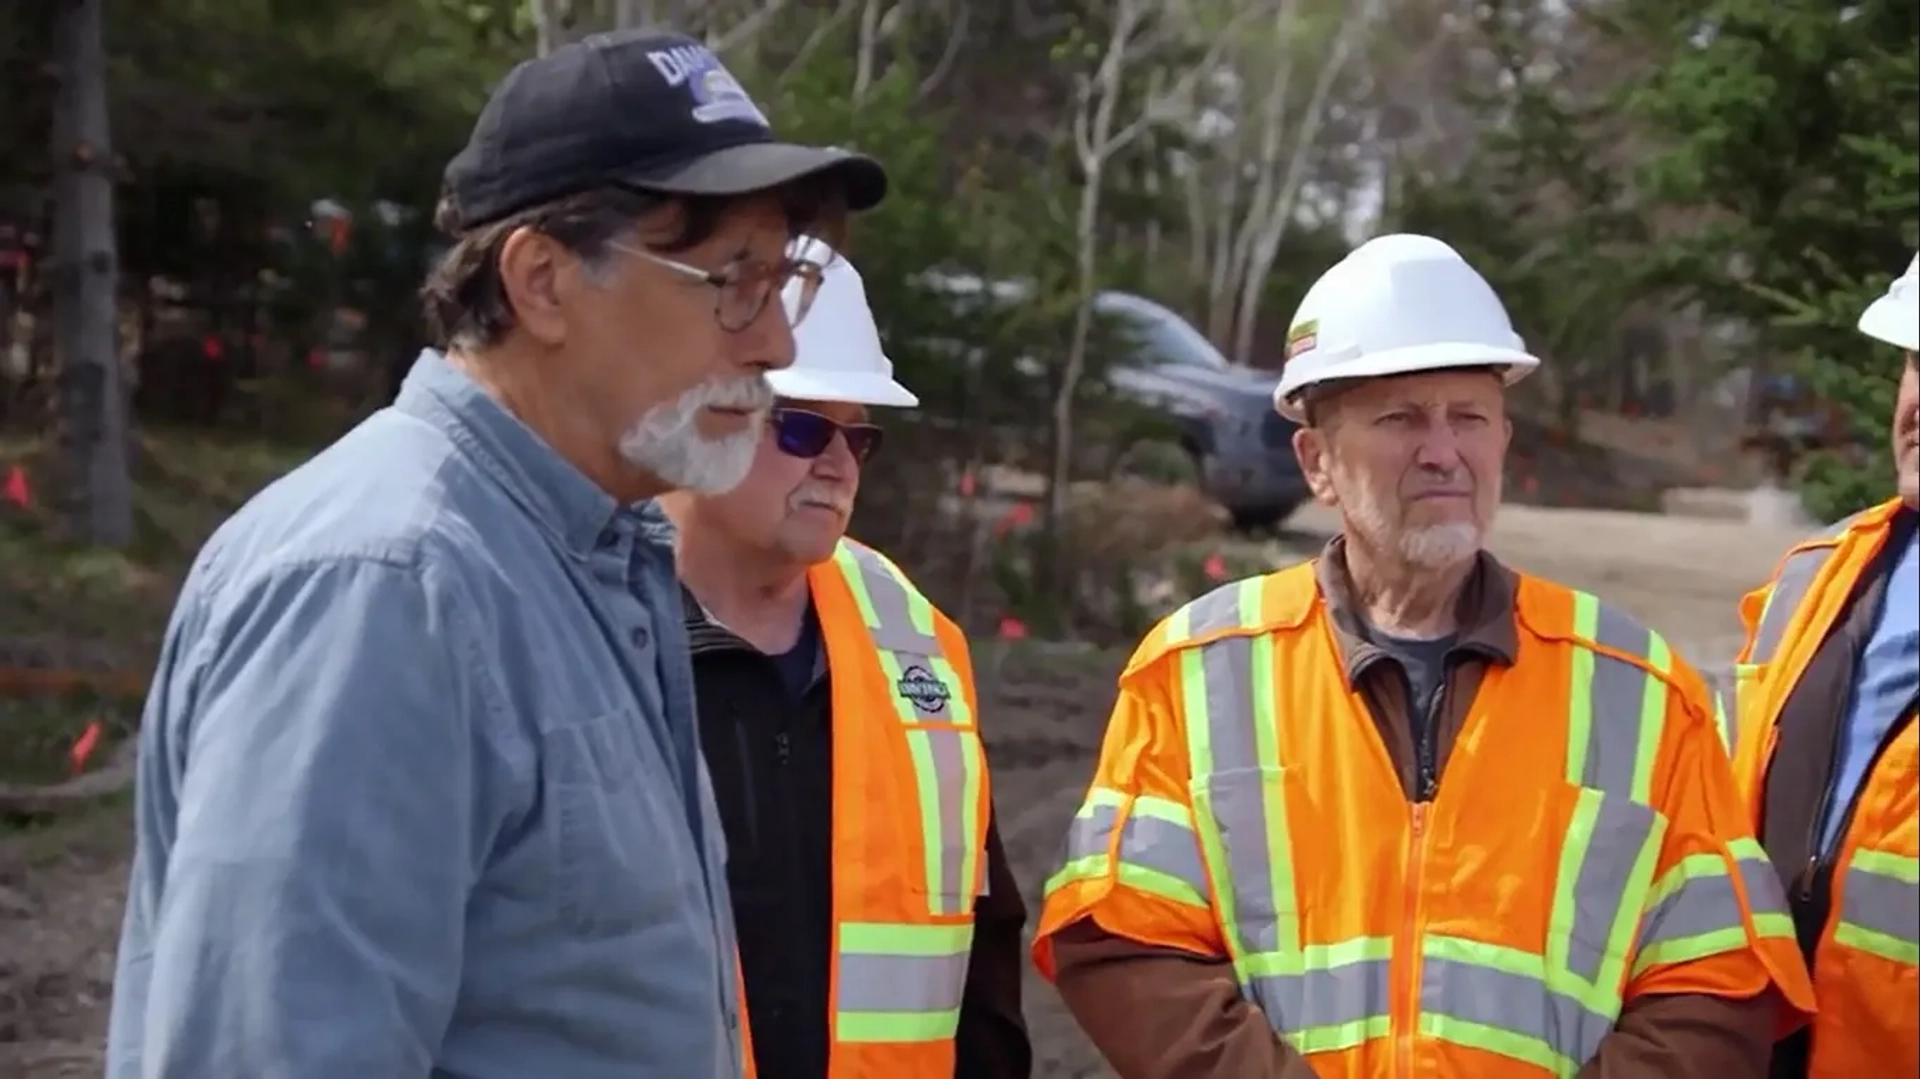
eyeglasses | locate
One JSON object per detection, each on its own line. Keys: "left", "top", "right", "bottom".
{"left": 607, "top": 242, "right": 826, "bottom": 333}
{"left": 770, "top": 407, "right": 883, "bottom": 464}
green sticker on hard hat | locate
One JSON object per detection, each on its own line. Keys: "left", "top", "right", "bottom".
{"left": 1286, "top": 319, "right": 1318, "bottom": 361}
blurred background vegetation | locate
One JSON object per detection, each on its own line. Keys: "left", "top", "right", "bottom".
{"left": 0, "top": 0, "right": 1915, "bottom": 660}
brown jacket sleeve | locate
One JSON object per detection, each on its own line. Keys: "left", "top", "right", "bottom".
{"left": 1053, "top": 918, "right": 1776, "bottom": 1079}
{"left": 1049, "top": 918, "right": 1322, "bottom": 1079}
{"left": 1577, "top": 991, "right": 1777, "bottom": 1078}
{"left": 954, "top": 809, "right": 1033, "bottom": 1078}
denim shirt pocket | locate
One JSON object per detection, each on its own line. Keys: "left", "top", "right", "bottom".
{"left": 539, "top": 710, "right": 696, "bottom": 937}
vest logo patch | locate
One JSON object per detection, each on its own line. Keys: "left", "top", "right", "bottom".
{"left": 896, "top": 665, "right": 951, "bottom": 714}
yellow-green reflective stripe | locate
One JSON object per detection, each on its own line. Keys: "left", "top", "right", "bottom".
{"left": 834, "top": 1009, "right": 959, "bottom": 1043}
{"left": 1564, "top": 591, "right": 1669, "bottom": 802}
{"left": 1174, "top": 578, "right": 1327, "bottom": 1031}
{"left": 1232, "top": 936, "right": 1391, "bottom": 1050}
{"left": 1188, "top": 604, "right": 1299, "bottom": 972}
{"left": 1419, "top": 935, "right": 1616, "bottom": 1074}
{"left": 1632, "top": 852, "right": 1744, "bottom": 975}
{"left": 1235, "top": 938, "right": 1392, "bottom": 1053}
{"left": 1835, "top": 850, "right": 1920, "bottom": 965}
{"left": 1548, "top": 593, "right": 1671, "bottom": 1011}
{"left": 836, "top": 921, "right": 971, "bottom": 1042}
{"left": 1727, "top": 837, "right": 1795, "bottom": 942}
{"left": 1043, "top": 854, "right": 1106, "bottom": 898}
{"left": 1711, "top": 690, "right": 1734, "bottom": 753}
{"left": 1545, "top": 787, "right": 1665, "bottom": 1003}
{"left": 832, "top": 541, "right": 982, "bottom": 915}
{"left": 1048, "top": 789, "right": 1211, "bottom": 909}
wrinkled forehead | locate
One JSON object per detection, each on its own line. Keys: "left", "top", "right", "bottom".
{"left": 1316, "top": 367, "right": 1506, "bottom": 417}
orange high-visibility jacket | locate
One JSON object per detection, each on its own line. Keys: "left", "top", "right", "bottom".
{"left": 738, "top": 538, "right": 992, "bottom": 1079}
{"left": 1730, "top": 498, "right": 1919, "bottom": 1078}
{"left": 1034, "top": 561, "right": 1815, "bottom": 1077}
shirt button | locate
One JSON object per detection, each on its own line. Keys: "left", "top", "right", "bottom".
{"left": 630, "top": 625, "right": 651, "bottom": 649}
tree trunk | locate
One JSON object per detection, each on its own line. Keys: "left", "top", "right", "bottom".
{"left": 533, "top": 0, "right": 566, "bottom": 54}
{"left": 48, "top": 0, "right": 132, "bottom": 548}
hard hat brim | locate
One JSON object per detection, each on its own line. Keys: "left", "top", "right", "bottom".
{"left": 766, "top": 368, "right": 920, "bottom": 408}
{"left": 1857, "top": 292, "right": 1920, "bottom": 352}
{"left": 1273, "top": 342, "right": 1539, "bottom": 422}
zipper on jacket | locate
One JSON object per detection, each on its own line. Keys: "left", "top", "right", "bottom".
{"left": 1796, "top": 706, "right": 1917, "bottom": 905}
{"left": 1395, "top": 802, "right": 1432, "bottom": 1078}
{"left": 1416, "top": 682, "right": 1446, "bottom": 802}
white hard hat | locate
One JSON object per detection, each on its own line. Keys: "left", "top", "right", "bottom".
{"left": 771, "top": 240, "right": 918, "bottom": 408}
{"left": 1273, "top": 233, "right": 1539, "bottom": 422}
{"left": 1857, "top": 254, "right": 1919, "bottom": 352}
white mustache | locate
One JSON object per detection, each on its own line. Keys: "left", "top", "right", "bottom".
{"left": 791, "top": 483, "right": 851, "bottom": 516}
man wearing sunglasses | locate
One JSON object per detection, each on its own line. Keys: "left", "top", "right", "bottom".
{"left": 108, "top": 29, "right": 886, "bottom": 1079}
{"left": 664, "top": 246, "right": 1033, "bottom": 1079}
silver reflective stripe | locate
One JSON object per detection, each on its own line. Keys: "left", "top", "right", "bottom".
{"left": 1556, "top": 596, "right": 1673, "bottom": 992}
{"left": 1836, "top": 851, "right": 1920, "bottom": 964}
{"left": 1248, "top": 958, "right": 1392, "bottom": 1052}
{"left": 1641, "top": 871, "right": 1740, "bottom": 944}
{"left": 836, "top": 951, "right": 971, "bottom": 1013}
{"left": 835, "top": 922, "right": 972, "bottom": 1043}
{"left": 1119, "top": 808, "right": 1209, "bottom": 898}
{"left": 1560, "top": 795, "right": 1662, "bottom": 986}
{"left": 1176, "top": 579, "right": 1255, "bottom": 641}
{"left": 1192, "top": 634, "right": 1289, "bottom": 958}
{"left": 1048, "top": 787, "right": 1210, "bottom": 907}
{"left": 1571, "top": 598, "right": 1670, "bottom": 800}
{"left": 1062, "top": 798, "right": 1118, "bottom": 862}
{"left": 834, "top": 542, "right": 984, "bottom": 912}
{"left": 838, "top": 542, "right": 955, "bottom": 719}
{"left": 1420, "top": 953, "right": 1615, "bottom": 1067}
{"left": 1171, "top": 579, "right": 1331, "bottom": 1032}
{"left": 1747, "top": 510, "right": 1863, "bottom": 665}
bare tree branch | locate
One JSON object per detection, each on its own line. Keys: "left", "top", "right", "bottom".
{"left": 780, "top": 0, "right": 861, "bottom": 82}
{"left": 1229, "top": 0, "right": 1382, "bottom": 362}
{"left": 713, "top": 0, "right": 793, "bottom": 53}
{"left": 915, "top": 0, "right": 969, "bottom": 102}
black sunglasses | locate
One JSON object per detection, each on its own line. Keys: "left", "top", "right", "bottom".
{"left": 770, "top": 408, "right": 883, "bottom": 463}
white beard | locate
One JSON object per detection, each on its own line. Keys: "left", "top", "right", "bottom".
{"left": 1336, "top": 465, "right": 1490, "bottom": 571}
{"left": 618, "top": 376, "right": 772, "bottom": 495}
{"left": 1397, "top": 522, "right": 1484, "bottom": 569}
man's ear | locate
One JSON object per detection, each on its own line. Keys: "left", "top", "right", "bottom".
{"left": 496, "top": 227, "right": 569, "bottom": 346}
{"left": 1293, "top": 425, "right": 1338, "bottom": 506}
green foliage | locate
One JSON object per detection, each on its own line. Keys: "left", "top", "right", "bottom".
{"left": 743, "top": 45, "right": 1067, "bottom": 421}
{"left": 1390, "top": 1, "right": 1655, "bottom": 422}
{"left": 1621, "top": 0, "right": 1918, "bottom": 517}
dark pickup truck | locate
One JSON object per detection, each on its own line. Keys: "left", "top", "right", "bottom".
{"left": 917, "top": 273, "right": 1310, "bottom": 531}
{"left": 1095, "top": 290, "right": 1309, "bottom": 530}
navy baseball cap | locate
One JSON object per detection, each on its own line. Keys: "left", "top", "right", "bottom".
{"left": 441, "top": 29, "right": 888, "bottom": 230}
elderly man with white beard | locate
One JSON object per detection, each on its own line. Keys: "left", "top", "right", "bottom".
{"left": 1031, "top": 234, "right": 1814, "bottom": 1079}
{"left": 107, "top": 29, "right": 889, "bottom": 1079}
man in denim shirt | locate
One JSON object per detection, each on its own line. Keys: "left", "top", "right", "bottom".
{"left": 105, "top": 29, "right": 888, "bottom": 1079}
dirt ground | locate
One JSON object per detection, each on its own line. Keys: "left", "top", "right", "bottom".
{"left": 0, "top": 503, "right": 1815, "bottom": 1078}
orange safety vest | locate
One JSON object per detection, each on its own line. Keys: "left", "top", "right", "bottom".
{"left": 1730, "top": 497, "right": 1919, "bottom": 1078}
{"left": 737, "top": 538, "right": 992, "bottom": 1079}
{"left": 1035, "top": 561, "right": 1815, "bottom": 1077}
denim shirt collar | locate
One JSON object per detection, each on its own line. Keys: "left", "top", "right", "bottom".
{"left": 395, "top": 349, "right": 673, "bottom": 558}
